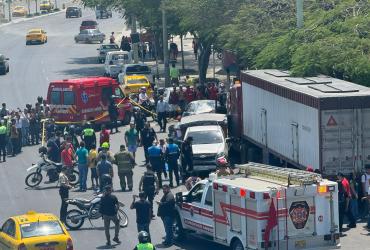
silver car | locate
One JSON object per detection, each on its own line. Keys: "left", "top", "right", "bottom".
{"left": 74, "top": 29, "right": 105, "bottom": 44}
{"left": 97, "top": 43, "right": 120, "bottom": 63}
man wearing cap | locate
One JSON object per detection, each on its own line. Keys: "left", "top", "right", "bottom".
{"left": 0, "top": 120, "right": 7, "bottom": 162}
{"left": 130, "top": 192, "right": 152, "bottom": 235}
{"left": 59, "top": 166, "right": 72, "bottom": 224}
{"left": 114, "top": 145, "right": 136, "bottom": 191}
{"left": 125, "top": 123, "right": 140, "bottom": 160}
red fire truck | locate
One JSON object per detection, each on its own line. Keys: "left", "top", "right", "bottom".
{"left": 47, "top": 77, "right": 132, "bottom": 125}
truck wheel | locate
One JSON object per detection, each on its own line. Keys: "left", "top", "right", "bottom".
{"left": 231, "top": 239, "right": 243, "bottom": 250}
{"left": 173, "top": 215, "right": 185, "bottom": 241}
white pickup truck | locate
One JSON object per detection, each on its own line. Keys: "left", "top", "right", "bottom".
{"left": 173, "top": 163, "right": 340, "bottom": 250}
{"left": 104, "top": 51, "right": 132, "bottom": 78}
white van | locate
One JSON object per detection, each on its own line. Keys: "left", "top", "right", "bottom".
{"left": 104, "top": 51, "right": 132, "bottom": 78}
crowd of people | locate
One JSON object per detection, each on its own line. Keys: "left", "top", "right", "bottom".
{"left": 0, "top": 97, "right": 53, "bottom": 162}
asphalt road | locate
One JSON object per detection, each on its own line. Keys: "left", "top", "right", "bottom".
{"left": 0, "top": 7, "right": 369, "bottom": 250}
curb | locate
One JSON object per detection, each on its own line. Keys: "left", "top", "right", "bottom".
{"left": 0, "top": 7, "right": 68, "bottom": 28}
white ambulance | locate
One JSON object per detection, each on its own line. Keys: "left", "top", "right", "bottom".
{"left": 174, "top": 163, "right": 340, "bottom": 250}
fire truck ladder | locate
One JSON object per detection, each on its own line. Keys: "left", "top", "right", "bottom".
{"left": 238, "top": 162, "right": 322, "bottom": 186}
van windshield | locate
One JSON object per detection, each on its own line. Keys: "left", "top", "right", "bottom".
{"left": 82, "top": 21, "right": 97, "bottom": 26}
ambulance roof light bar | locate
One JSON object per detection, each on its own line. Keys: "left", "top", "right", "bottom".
{"left": 238, "top": 162, "right": 322, "bottom": 186}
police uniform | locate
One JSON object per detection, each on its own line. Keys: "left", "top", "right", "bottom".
{"left": 82, "top": 127, "right": 96, "bottom": 151}
{"left": 166, "top": 143, "right": 180, "bottom": 187}
{"left": 0, "top": 123, "right": 7, "bottom": 162}
{"left": 148, "top": 145, "right": 163, "bottom": 188}
{"left": 141, "top": 170, "right": 157, "bottom": 215}
{"left": 114, "top": 150, "right": 135, "bottom": 191}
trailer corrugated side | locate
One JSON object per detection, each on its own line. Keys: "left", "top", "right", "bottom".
{"left": 240, "top": 69, "right": 370, "bottom": 175}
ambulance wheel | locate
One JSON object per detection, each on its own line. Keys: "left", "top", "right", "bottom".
{"left": 231, "top": 238, "right": 243, "bottom": 250}
{"left": 173, "top": 215, "right": 185, "bottom": 241}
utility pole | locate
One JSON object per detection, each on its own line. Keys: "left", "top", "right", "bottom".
{"left": 131, "top": 15, "right": 139, "bottom": 63}
{"left": 180, "top": 34, "right": 185, "bottom": 72}
{"left": 7, "top": 0, "right": 11, "bottom": 22}
{"left": 212, "top": 45, "right": 216, "bottom": 79}
{"left": 54, "top": 0, "right": 57, "bottom": 9}
{"left": 27, "top": 0, "right": 30, "bottom": 15}
{"left": 162, "top": 4, "right": 169, "bottom": 87}
{"left": 296, "top": 0, "right": 304, "bottom": 28}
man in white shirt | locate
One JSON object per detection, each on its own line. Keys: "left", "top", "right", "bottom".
{"left": 156, "top": 96, "right": 169, "bottom": 132}
{"left": 138, "top": 87, "right": 149, "bottom": 105}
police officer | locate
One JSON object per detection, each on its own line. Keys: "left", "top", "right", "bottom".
{"left": 139, "top": 164, "right": 159, "bottom": 218}
{"left": 114, "top": 145, "right": 136, "bottom": 191}
{"left": 81, "top": 123, "right": 96, "bottom": 151}
{"left": 0, "top": 120, "right": 7, "bottom": 162}
{"left": 181, "top": 136, "right": 193, "bottom": 182}
{"left": 148, "top": 142, "right": 163, "bottom": 188}
{"left": 133, "top": 231, "right": 155, "bottom": 250}
{"left": 165, "top": 138, "right": 180, "bottom": 187}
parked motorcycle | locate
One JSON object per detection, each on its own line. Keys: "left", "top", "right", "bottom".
{"left": 25, "top": 153, "right": 79, "bottom": 188}
{"left": 65, "top": 193, "right": 129, "bottom": 230}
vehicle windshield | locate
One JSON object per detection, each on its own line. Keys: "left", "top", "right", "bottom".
{"left": 20, "top": 221, "right": 64, "bottom": 239}
{"left": 102, "top": 44, "right": 119, "bottom": 50}
{"left": 14, "top": 6, "right": 23, "bottom": 10}
{"left": 126, "top": 65, "right": 150, "bottom": 74}
{"left": 41, "top": 1, "right": 49, "bottom": 4}
{"left": 127, "top": 78, "right": 148, "bottom": 84}
{"left": 187, "top": 130, "right": 223, "bottom": 145}
{"left": 89, "top": 29, "right": 100, "bottom": 34}
{"left": 112, "top": 54, "right": 128, "bottom": 61}
{"left": 28, "top": 30, "right": 41, "bottom": 34}
{"left": 82, "top": 21, "right": 97, "bottom": 26}
{"left": 67, "top": 7, "right": 78, "bottom": 10}
{"left": 185, "top": 100, "right": 215, "bottom": 114}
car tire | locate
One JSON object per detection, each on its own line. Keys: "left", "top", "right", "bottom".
{"left": 231, "top": 239, "right": 244, "bottom": 250}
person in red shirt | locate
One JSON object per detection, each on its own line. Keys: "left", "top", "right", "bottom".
{"left": 169, "top": 86, "right": 179, "bottom": 105}
{"left": 61, "top": 143, "right": 75, "bottom": 169}
{"left": 337, "top": 172, "right": 356, "bottom": 230}
{"left": 100, "top": 124, "right": 110, "bottom": 147}
{"left": 195, "top": 86, "right": 205, "bottom": 100}
{"left": 207, "top": 83, "right": 218, "bottom": 100}
{"left": 184, "top": 86, "right": 195, "bottom": 104}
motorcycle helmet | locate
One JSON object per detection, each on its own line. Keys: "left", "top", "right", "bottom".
{"left": 140, "top": 87, "right": 147, "bottom": 93}
{"left": 138, "top": 231, "right": 150, "bottom": 243}
{"left": 38, "top": 146, "right": 47, "bottom": 155}
{"left": 101, "top": 142, "right": 110, "bottom": 149}
{"left": 216, "top": 156, "right": 228, "bottom": 168}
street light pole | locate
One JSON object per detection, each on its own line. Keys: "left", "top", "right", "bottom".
{"left": 212, "top": 45, "right": 215, "bottom": 79}
{"left": 131, "top": 15, "right": 139, "bottom": 63}
{"left": 7, "top": 0, "right": 11, "bottom": 22}
{"left": 296, "top": 0, "right": 304, "bottom": 28}
{"left": 162, "top": 5, "right": 169, "bottom": 87}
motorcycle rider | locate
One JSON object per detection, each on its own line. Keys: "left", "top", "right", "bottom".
{"left": 165, "top": 138, "right": 180, "bottom": 187}
{"left": 81, "top": 123, "right": 96, "bottom": 151}
{"left": 59, "top": 166, "right": 73, "bottom": 224}
{"left": 114, "top": 145, "right": 136, "bottom": 191}
{"left": 138, "top": 87, "right": 150, "bottom": 105}
{"left": 133, "top": 231, "right": 155, "bottom": 250}
{"left": 139, "top": 164, "right": 159, "bottom": 218}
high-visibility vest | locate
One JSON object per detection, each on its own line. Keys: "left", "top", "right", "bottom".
{"left": 0, "top": 125, "right": 6, "bottom": 135}
{"left": 83, "top": 128, "right": 94, "bottom": 137}
{"left": 136, "top": 243, "right": 154, "bottom": 250}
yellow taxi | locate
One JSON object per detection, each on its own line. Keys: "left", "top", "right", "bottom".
{"left": 0, "top": 211, "right": 73, "bottom": 250}
{"left": 26, "top": 29, "right": 47, "bottom": 45}
{"left": 12, "top": 6, "right": 28, "bottom": 17}
{"left": 122, "top": 75, "right": 153, "bottom": 98}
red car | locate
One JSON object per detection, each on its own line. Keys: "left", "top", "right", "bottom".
{"left": 80, "top": 20, "right": 98, "bottom": 31}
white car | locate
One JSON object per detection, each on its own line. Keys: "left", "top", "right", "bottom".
{"left": 97, "top": 43, "right": 120, "bottom": 63}
{"left": 104, "top": 51, "right": 132, "bottom": 78}
{"left": 183, "top": 125, "right": 227, "bottom": 172}
{"left": 118, "top": 63, "right": 153, "bottom": 84}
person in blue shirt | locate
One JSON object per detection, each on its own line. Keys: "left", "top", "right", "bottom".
{"left": 148, "top": 142, "right": 163, "bottom": 188}
{"left": 76, "top": 141, "right": 89, "bottom": 192}
{"left": 165, "top": 138, "right": 180, "bottom": 187}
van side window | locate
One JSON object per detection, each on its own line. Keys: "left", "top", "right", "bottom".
{"left": 64, "top": 91, "right": 75, "bottom": 105}
{"left": 204, "top": 187, "right": 213, "bottom": 206}
{"left": 102, "top": 87, "right": 112, "bottom": 104}
{"left": 50, "top": 91, "right": 61, "bottom": 105}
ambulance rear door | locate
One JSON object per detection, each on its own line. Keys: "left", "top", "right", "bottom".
{"left": 213, "top": 183, "right": 228, "bottom": 243}
{"left": 285, "top": 186, "right": 316, "bottom": 240}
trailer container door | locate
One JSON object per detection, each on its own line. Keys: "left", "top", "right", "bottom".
{"left": 261, "top": 108, "right": 267, "bottom": 146}
{"left": 291, "top": 122, "right": 299, "bottom": 163}
{"left": 321, "top": 110, "right": 355, "bottom": 175}
{"left": 359, "top": 109, "right": 370, "bottom": 171}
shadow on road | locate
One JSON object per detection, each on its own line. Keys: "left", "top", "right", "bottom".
{"left": 59, "top": 66, "right": 105, "bottom": 77}
{"left": 96, "top": 243, "right": 120, "bottom": 249}
{"left": 25, "top": 186, "right": 58, "bottom": 191}
{"left": 67, "top": 57, "right": 100, "bottom": 65}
